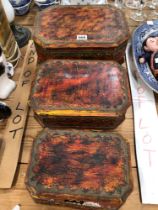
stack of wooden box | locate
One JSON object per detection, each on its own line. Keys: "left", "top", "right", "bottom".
{"left": 26, "top": 5, "right": 133, "bottom": 210}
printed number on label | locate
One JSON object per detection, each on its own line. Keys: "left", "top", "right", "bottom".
{"left": 77, "top": 35, "right": 87, "bottom": 40}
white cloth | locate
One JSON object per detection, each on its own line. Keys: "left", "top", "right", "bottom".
{"left": 1, "top": 0, "right": 15, "bottom": 23}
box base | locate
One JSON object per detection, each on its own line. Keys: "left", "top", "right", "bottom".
{"left": 35, "top": 114, "right": 125, "bottom": 130}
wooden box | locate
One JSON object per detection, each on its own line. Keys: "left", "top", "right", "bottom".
{"left": 34, "top": 5, "right": 129, "bottom": 63}
{"left": 30, "top": 59, "right": 130, "bottom": 130}
{"left": 26, "top": 128, "right": 133, "bottom": 210}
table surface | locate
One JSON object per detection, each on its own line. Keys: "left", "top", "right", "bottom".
{"left": 0, "top": 3, "right": 158, "bottom": 210}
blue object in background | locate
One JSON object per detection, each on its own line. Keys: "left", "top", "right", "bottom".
{"left": 9, "top": 0, "right": 31, "bottom": 7}
{"left": 9, "top": 0, "right": 32, "bottom": 15}
{"left": 34, "top": 0, "right": 59, "bottom": 9}
{"left": 132, "top": 20, "right": 158, "bottom": 93}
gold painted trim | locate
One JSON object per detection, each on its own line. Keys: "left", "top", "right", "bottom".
{"left": 36, "top": 110, "right": 118, "bottom": 117}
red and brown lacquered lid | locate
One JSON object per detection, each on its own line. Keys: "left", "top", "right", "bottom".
{"left": 25, "top": 128, "right": 133, "bottom": 209}
{"left": 30, "top": 59, "right": 130, "bottom": 117}
{"left": 34, "top": 5, "right": 129, "bottom": 49}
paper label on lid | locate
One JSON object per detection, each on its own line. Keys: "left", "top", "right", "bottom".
{"left": 77, "top": 35, "right": 87, "bottom": 40}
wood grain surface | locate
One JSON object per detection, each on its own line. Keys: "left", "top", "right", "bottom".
{"left": 0, "top": 2, "right": 158, "bottom": 210}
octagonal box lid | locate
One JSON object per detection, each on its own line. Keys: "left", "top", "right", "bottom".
{"left": 34, "top": 5, "right": 130, "bottom": 63}
{"left": 30, "top": 59, "right": 130, "bottom": 130}
{"left": 25, "top": 128, "right": 133, "bottom": 210}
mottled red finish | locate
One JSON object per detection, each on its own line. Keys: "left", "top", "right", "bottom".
{"left": 32, "top": 60, "right": 128, "bottom": 110}
{"left": 34, "top": 5, "right": 129, "bottom": 62}
{"left": 30, "top": 59, "right": 130, "bottom": 129}
{"left": 26, "top": 129, "right": 132, "bottom": 209}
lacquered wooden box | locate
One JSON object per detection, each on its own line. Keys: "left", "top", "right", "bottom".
{"left": 30, "top": 59, "right": 130, "bottom": 130}
{"left": 34, "top": 5, "right": 129, "bottom": 63}
{"left": 26, "top": 128, "right": 133, "bottom": 210}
